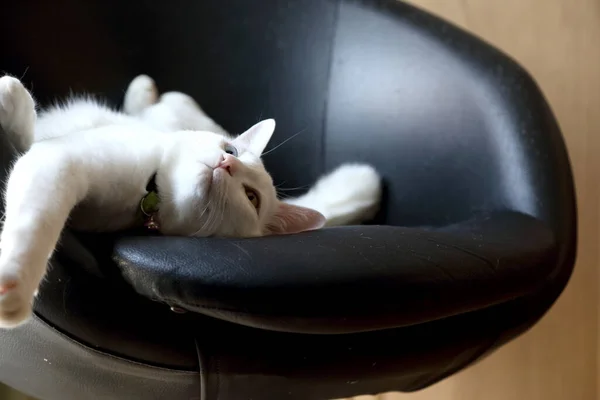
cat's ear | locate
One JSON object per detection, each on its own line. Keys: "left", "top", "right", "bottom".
{"left": 267, "top": 202, "right": 326, "bottom": 235}
{"left": 233, "top": 119, "right": 275, "bottom": 156}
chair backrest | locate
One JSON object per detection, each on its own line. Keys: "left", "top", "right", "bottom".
{"left": 324, "top": 4, "right": 575, "bottom": 236}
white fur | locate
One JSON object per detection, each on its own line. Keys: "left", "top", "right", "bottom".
{"left": 0, "top": 74, "right": 381, "bottom": 328}
{"left": 284, "top": 164, "right": 382, "bottom": 226}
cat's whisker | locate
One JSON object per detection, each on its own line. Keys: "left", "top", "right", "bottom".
{"left": 190, "top": 195, "right": 213, "bottom": 237}
{"left": 276, "top": 185, "right": 311, "bottom": 201}
{"left": 202, "top": 179, "right": 228, "bottom": 234}
{"left": 261, "top": 128, "right": 307, "bottom": 157}
{"left": 203, "top": 205, "right": 217, "bottom": 233}
{"left": 214, "top": 202, "right": 226, "bottom": 232}
{"left": 276, "top": 185, "right": 310, "bottom": 192}
{"left": 211, "top": 187, "right": 228, "bottom": 232}
{"left": 194, "top": 201, "right": 212, "bottom": 236}
{"left": 19, "top": 67, "right": 30, "bottom": 81}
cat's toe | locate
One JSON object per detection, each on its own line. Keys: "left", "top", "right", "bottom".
{"left": 0, "top": 280, "right": 18, "bottom": 295}
{"left": 0, "top": 76, "right": 25, "bottom": 98}
{"left": 0, "top": 279, "right": 33, "bottom": 329}
{"left": 0, "top": 76, "right": 36, "bottom": 152}
{"left": 0, "top": 76, "right": 20, "bottom": 117}
{"left": 0, "top": 76, "right": 35, "bottom": 123}
{"left": 159, "top": 91, "right": 204, "bottom": 111}
{"left": 153, "top": 91, "right": 226, "bottom": 133}
{"left": 123, "top": 74, "right": 158, "bottom": 115}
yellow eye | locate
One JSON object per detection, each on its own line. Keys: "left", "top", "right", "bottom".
{"left": 245, "top": 189, "right": 260, "bottom": 209}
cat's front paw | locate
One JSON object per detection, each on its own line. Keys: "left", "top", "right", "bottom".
{"left": 157, "top": 91, "right": 227, "bottom": 133}
{"left": 0, "top": 269, "right": 35, "bottom": 329}
{"left": 0, "top": 76, "right": 35, "bottom": 126}
{"left": 313, "top": 163, "right": 382, "bottom": 226}
{"left": 123, "top": 74, "right": 158, "bottom": 115}
{"left": 0, "top": 75, "right": 36, "bottom": 152}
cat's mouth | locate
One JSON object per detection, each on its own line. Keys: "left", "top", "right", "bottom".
{"left": 212, "top": 167, "right": 230, "bottom": 180}
{"left": 197, "top": 164, "right": 223, "bottom": 202}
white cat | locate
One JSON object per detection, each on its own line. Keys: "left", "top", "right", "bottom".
{"left": 0, "top": 74, "right": 381, "bottom": 328}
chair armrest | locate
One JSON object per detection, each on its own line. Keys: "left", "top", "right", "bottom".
{"left": 113, "top": 211, "right": 557, "bottom": 334}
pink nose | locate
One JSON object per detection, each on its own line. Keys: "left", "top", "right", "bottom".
{"left": 218, "top": 153, "right": 240, "bottom": 176}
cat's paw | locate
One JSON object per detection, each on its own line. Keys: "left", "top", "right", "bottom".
{"left": 123, "top": 74, "right": 158, "bottom": 115}
{"left": 0, "top": 75, "right": 36, "bottom": 152}
{"left": 319, "top": 163, "right": 381, "bottom": 205}
{"left": 0, "top": 273, "right": 34, "bottom": 329}
{"left": 159, "top": 91, "right": 202, "bottom": 110}
{"left": 157, "top": 92, "right": 227, "bottom": 133}
{"left": 297, "top": 163, "right": 382, "bottom": 226}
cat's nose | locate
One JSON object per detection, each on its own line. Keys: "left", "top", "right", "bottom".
{"left": 218, "top": 154, "right": 240, "bottom": 176}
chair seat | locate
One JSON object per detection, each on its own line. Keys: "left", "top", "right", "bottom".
{"left": 114, "top": 212, "right": 556, "bottom": 334}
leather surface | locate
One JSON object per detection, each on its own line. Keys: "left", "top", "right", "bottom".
{"left": 114, "top": 212, "right": 557, "bottom": 334}
{"left": 326, "top": 1, "right": 574, "bottom": 240}
{"left": 0, "top": 316, "right": 199, "bottom": 400}
{"left": 0, "top": 0, "right": 577, "bottom": 399}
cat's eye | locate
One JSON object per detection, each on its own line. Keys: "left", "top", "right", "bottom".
{"left": 246, "top": 189, "right": 260, "bottom": 210}
{"left": 224, "top": 144, "right": 238, "bottom": 157}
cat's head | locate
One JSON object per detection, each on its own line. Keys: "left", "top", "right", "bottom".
{"left": 156, "top": 119, "right": 325, "bottom": 237}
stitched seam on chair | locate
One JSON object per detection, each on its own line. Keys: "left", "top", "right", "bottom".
{"left": 33, "top": 313, "right": 197, "bottom": 374}
{"left": 160, "top": 297, "right": 470, "bottom": 319}
{"left": 167, "top": 299, "right": 287, "bottom": 316}
{"left": 215, "top": 354, "right": 221, "bottom": 400}
{"left": 163, "top": 297, "right": 338, "bottom": 319}
{"left": 157, "top": 292, "right": 529, "bottom": 331}
{"left": 193, "top": 337, "right": 208, "bottom": 400}
{"left": 318, "top": 0, "right": 342, "bottom": 173}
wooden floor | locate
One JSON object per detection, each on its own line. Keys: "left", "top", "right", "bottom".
{"left": 347, "top": 0, "right": 600, "bottom": 399}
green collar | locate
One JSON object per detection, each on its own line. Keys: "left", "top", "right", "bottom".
{"left": 139, "top": 174, "right": 160, "bottom": 231}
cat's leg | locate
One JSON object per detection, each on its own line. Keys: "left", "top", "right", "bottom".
{"left": 0, "top": 75, "right": 36, "bottom": 152}
{"left": 141, "top": 91, "right": 227, "bottom": 134}
{"left": 0, "top": 149, "right": 86, "bottom": 328}
{"left": 283, "top": 164, "right": 382, "bottom": 227}
{"left": 0, "top": 80, "right": 88, "bottom": 328}
{"left": 123, "top": 74, "right": 227, "bottom": 133}
{"left": 123, "top": 74, "right": 158, "bottom": 116}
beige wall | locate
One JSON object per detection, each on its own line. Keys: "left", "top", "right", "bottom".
{"left": 349, "top": 0, "right": 600, "bottom": 399}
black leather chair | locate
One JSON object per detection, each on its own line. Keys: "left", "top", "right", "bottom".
{"left": 0, "top": 0, "right": 576, "bottom": 399}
